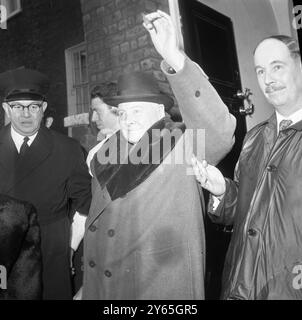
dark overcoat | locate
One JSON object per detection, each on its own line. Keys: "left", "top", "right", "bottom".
{"left": 209, "top": 114, "right": 302, "bottom": 299}
{"left": 0, "top": 193, "right": 42, "bottom": 299}
{"left": 0, "top": 125, "right": 91, "bottom": 299}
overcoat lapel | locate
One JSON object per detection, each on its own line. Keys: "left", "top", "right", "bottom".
{"left": 0, "top": 126, "right": 18, "bottom": 192}
{"left": 86, "top": 184, "right": 112, "bottom": 229}
{"left": 0, "top": 125, "right": 53, "bottom": 193}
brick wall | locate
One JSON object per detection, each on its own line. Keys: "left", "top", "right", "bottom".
{"left": 0, "top": 0, "right": 84, "bottom": 134}
{"left": 0, "top": 0, "right": 181, "bottom": 151}
{"left": 81, "top": 0, "right": 180, "bottom": 116}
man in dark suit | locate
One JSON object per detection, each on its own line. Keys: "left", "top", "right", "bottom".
{"left": 0, "top": 193, "right": 42, "bottom": 299}
{"left": 0, "top": 69, "right": 91, "bottom": 299}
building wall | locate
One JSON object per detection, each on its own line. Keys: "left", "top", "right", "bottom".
{"left": 75, "top": 0, "right": 178, "bottom": 150}
{"left": 81, "top": 0, "right": 172, "bottom": 98}
{"left": 78, "top": 0, "right": 297, "bottom": 147}
{"left": 0, "top": 0, "right": 85, "bottom": 134}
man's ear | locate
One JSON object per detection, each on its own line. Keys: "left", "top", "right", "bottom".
{"left": 2, "top": 102, "right": 11, "bottom": 119}
{"left": 42, "top": 101, "right": 48, "bottom": 112}
{"left": 111, "top": 106, "right": 119, "bottom": 116}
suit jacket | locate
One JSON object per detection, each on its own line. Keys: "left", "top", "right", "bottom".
{"left": 0, "top": 125, "right": 91, "bottom": 299}
{"left": 0, "top": 193, "right": 42, "bottom": 299}
{"left": 82, "top": 57, "right": 236, "bottom": 299}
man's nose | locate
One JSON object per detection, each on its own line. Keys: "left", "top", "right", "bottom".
{"left": 264, "top": 71, "right": 274, "bottom": 86}
{"left": 125, "top": 115, "right": 135, "bottom": 125}
{"left": 22, "top": 107, "right": 31, "bottom": 117}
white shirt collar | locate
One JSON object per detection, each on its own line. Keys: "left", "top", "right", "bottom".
{"left": 10, "top": 126, "right": 38, "bottom": 153}
{"left": 86, "top": 131, "right": 117, "bottom": 176}
{"left": 275, "top": 108, "right": 302, "bottom": 134}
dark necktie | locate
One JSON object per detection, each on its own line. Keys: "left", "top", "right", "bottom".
{"left": 279, "top": 119, "right": 293, "bottom": 132}
{"left": 19, "top": 136, "right": 30, "bottom": 156}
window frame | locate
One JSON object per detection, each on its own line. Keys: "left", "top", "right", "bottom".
{"left": 65, "top": 42, "right": 89, "bottom": 135}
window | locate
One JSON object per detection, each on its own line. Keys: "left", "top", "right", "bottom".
{"left": 65, "top": 43, "right": 89, "bottom": 115}
{"left": 0, "top": 0, "right": 22, "bottom": 20}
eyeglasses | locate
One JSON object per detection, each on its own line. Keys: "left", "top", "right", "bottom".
{"left": 118, "top": 109, "right": 142, "bottom": 121}
{"left": 8, "top": 102, "right": 44, "bottom": 114}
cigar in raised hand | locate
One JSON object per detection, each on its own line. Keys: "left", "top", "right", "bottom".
{"left": 142, "top": 12, "right": 159, "bottom": 34}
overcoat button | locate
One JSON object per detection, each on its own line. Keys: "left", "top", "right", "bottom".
{"left": 108, "top": 229, "right": 115, "bottom": 237}
{"left": 247, "top": 228, "right": 257, "bottom": 237}
{"left": 267, "top": 165, "right": 277, "bottom": 172}
{"left": 104, "top": 270, "right": 112, "bottom": 277}
{"left": 89, "top": 225, "right": 97, "bottom": 232}
{"left": 89, "top": 260, "right": 96, "bottom": 268}
{"left": 195, "top": 90, "right": 201, "bottom": 97}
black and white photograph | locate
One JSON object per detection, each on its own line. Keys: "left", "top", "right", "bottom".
{"left": 0, "top": 0, "right": 302, "bottom": 310}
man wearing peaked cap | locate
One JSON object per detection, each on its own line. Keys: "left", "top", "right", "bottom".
{"left": 81, "top": 10, "right": 236, "bottom": 300}
{"left": 0, "top": 68, "right": 50, "bottom": 102}
{"left": 0, "top": 68, "right": 91, "bottom": 299}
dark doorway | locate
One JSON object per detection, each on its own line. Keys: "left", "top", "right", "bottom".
{"left": 179, "top": 0, "right": 247, "bottom": 299}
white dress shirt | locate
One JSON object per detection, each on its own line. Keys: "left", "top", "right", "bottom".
{"left": 11, "top": 126, "right": 38, "bottom": 152}
{"left": 86, "top": 132, "right": 117, "bottom": 176}
{"left": 275, "top": 108, "right": 302, "bottom": 134}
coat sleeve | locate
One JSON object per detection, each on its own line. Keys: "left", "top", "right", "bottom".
{"left": 207, "top": 162, "right": 240, "bottom": 226}
{"left": 207, "top": 123, "right": 258, "bottom": 226}
{"left": 0, "top": 198, "right": 42, "bottom": 299}
{"left": 67, "top": 143, "right": 92, "bottom": 217}
{"left": 162, "top": 56, "right": 236, "bottom": 165}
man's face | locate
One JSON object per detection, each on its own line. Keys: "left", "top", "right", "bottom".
{"left": 91, "top": 97, "right": 119, "bottom": 135}
{"left": 118, "top": 101, "right": 164, "bottom": 144}
{"left": 3, "top": 100, "right": 47, "bottom": 136}
{"left": 254, "top": 39, "right": 302, "bottom": 115}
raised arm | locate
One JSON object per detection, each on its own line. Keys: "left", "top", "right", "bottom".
{"left": 143, "top": 10, "right": 236, "bottom": 165}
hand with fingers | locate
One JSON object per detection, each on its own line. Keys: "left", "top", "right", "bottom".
{"left": 142, "top": 10, "right": 185, "bottom": 72}
{"left": 191, "top": 155, "right": 226, "bottom": 198}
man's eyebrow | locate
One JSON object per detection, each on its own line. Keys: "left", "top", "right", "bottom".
{"left": 270, "top": 60, "right": 285, "bottom": 65}
{"left": 254, "top": 60, "right": 286, "bottom": 71}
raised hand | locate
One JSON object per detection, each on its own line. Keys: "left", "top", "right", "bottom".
{"left": 191, "top": 155, "right": 226, "bottom": 197}
{"left": 142, "top": 10, "right": 184, "bottom": 72}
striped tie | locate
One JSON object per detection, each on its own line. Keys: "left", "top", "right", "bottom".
{"left": 279, "top": 119, "right": 293, "bottom": 132}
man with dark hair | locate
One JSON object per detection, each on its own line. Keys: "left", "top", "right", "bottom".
{"left": 193, "top": 35, "right": 302, "bottom": 299}
{"left": 72, "top": 85, "right": 120, "bottom": 299}
{"left": 0, "top": 69, "right": 91, "bottom": 299}
{"left": 86, "top": 85, "right": 120, "bottom": 174}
